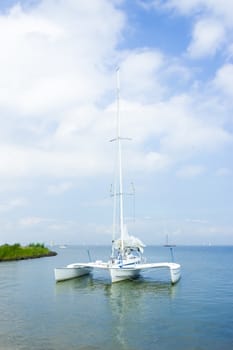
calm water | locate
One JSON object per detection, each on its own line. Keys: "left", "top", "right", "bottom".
{"left": 0, "top": 245, "right": 232, "bottom": 350}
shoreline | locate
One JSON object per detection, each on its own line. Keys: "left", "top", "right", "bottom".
{"left": 0, "top": 251, "right": 57, "bottom": 262}
{"left": 0, "top": 243, "right": 57, "bottom": 262}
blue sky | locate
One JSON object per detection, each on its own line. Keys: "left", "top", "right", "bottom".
{"left": 0, "top": 0, "right": 232, "bottom": 246}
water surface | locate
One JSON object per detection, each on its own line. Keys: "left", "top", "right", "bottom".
{"left": 0, "top": 245, "right": 232, "bottom": 349}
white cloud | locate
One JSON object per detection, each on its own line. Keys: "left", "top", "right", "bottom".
{"left": 158, "top": 0, "right": 233, "bottom": 22}
{"left": 0, "top": 1, "right": 124, "bottom": 116}
{"left": 48, "top": 223, "right": 72, "bottom": 231}
{"left": 119, "top": 49, "right": 165, "bottom": 100}
{"left": 186, "top": 218, "right": 209, "bottom": 224}
{"left": 19, "top": 216, "right": 45, "bottom": 227}
{"left": 0, "top": 86, "right": 230, "bottom": 181}
{"left": 215, "top": 167, "right": 232, "bottom": 177}
{"left": 0, "top": 1, "right": 128, "bottom": 181}
{"left": 0, "top": 198, "right": 28, "bottom": 212}
{"left": 82, "top": 198, "right": 111, "bottom": 208}
{"left": 156, "top": 95, "right": 231, "bottom": 155}
{"left": 0, "top": 0, "right": 230, "bottom": 183}
{"left": 128, "top": 150, "right": 171, "bottom": 173}
{"left": 176, "top": 164, "right": 205, "bottom": 178}
{"left": 159, "top": 0, "right": 205, "bottom": 14}
{"left": 187, "top": 18, "right": 225, "bottom": 58}
{"left": 151, "top": 0, "right": 233, "bottom": 60}
{"left": 48, "top": 182, "right": 73, "bottom": 195}
{"left": 213, "top": 64, "right": 233, "bottom": 98}
{"left": 107, "top": 92, "right": 231, "bottom": 170}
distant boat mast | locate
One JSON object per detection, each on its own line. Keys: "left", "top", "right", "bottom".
{"left": 164, "top": 234, "right": 176, "bottom": 262}
{"left": 164, "top": 234, "right": 176, "bottom": 247}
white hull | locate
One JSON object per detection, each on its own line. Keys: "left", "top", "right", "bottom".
{"left": 54, "top": 264, "right": 92, "bottom": 282}
{"left": 169, "top": 263, "right": 181, "bottom": 284}
{"left": 139, "top": 262, "right": 181, "bottom": 284}
{"left": 109, "top": 262, "right": 181, "bottom": 283}
{"left": 109, "top": 266, "right": 141, "bottom": 283}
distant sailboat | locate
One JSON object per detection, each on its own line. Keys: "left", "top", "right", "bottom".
{"left": 164, "top": 234, "right": 176, "bottom": 247}
{"left": 54, "top": 68, "right": 181, "bottom": 284}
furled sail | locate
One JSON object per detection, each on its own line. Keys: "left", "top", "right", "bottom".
{"left": 113, "top": 225, "right": 145, "bottom": 253}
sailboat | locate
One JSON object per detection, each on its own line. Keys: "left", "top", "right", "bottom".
{"left": 54, "top": 69, "right": 181, "bottom": 284}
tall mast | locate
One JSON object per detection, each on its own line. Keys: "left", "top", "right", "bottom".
{"left": 116, "top": 67, "right": 125, "bottom": 252}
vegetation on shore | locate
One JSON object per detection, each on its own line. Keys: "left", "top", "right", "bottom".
{"left": 0, "top": 243, "right": 57, "bottom": 262}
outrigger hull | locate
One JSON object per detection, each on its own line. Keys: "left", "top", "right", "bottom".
{"left": 54, "top": 264, "right": 92, "bottom": 282}
{"left": 109, "top": 262, "right": 181, "bottom": 284}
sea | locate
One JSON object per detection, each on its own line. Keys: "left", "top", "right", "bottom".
{"left": 0, "top": 245, "right": 232, "bottom": 350}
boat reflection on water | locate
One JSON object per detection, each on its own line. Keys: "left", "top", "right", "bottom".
{"left": 55, "top": 274, "right": 180, "bottom": 349}
{"left": 106, "top": 279, "right": 179, "bottom": 349}
{"left": 54, "top": 272, "right": 179, "bottom": 297}
{"left": 54, "top": 274, "right": 93, "bottom": 295}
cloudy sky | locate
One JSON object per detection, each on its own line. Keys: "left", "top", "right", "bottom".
{"left": 0, "top": 0, "right": 232, "bottom": 246}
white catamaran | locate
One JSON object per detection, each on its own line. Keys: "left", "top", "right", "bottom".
{"left": 54, "top": 69, "right": 181, "bottom": 284}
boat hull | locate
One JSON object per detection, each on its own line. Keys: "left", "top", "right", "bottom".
{"left": 109, "top": 266, "right": 141, "bottom": 283}
{"left": 109, "top": 263, "right": 181, "bottom": 283}
{"left": 54, "top": 265, "right": 92, "bottom": 282}
{"left": 169, "top": 263, "right": 181, "bottom": 284}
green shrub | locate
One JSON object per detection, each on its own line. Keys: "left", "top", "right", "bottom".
{"left": 0, "top": 243, "right": 55, "bottom": 261}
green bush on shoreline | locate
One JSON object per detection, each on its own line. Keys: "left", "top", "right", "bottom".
{"left": 0, "top": 243, "right": 57, "bottom": 261}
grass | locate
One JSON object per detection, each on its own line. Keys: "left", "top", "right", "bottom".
{"left": 0, "top": 243, "right": 57, "bottom": 261}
